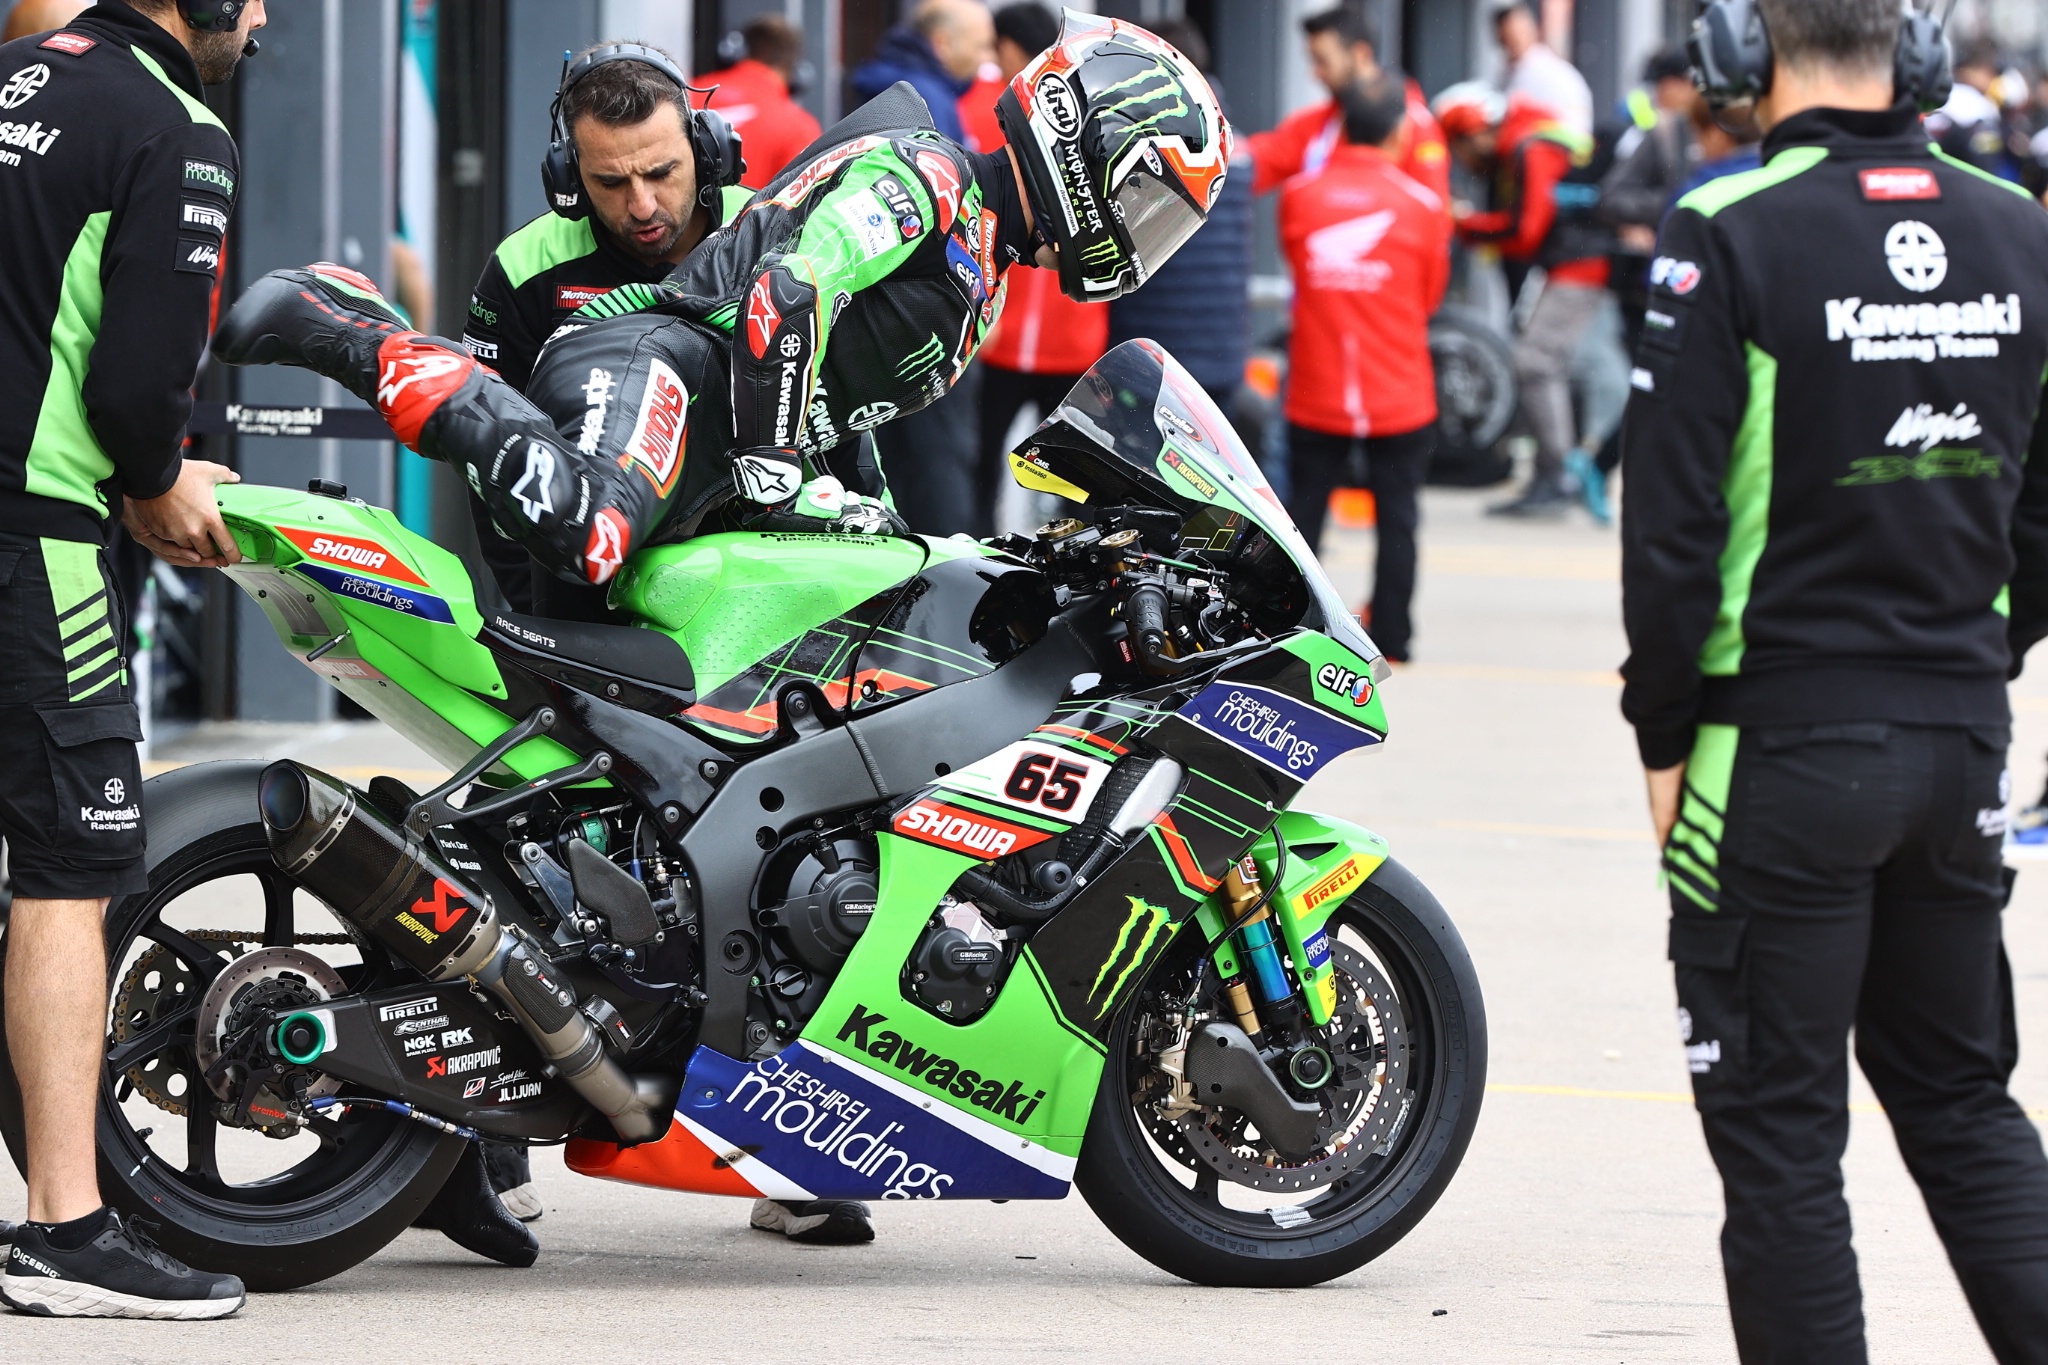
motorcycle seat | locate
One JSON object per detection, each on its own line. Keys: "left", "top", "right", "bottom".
{"left": 483, "top": 611, "right": 696, "bottom": 696}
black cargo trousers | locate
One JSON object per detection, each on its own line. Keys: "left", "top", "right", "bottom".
{"left": 1663, "top": 721, "right": 2048, "bottom": 1364}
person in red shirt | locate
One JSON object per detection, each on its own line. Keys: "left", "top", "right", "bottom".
{"left": 1249, "top": 6, "right": 1448, "bottom": 205}
{"left": 958, "top": 1, "right": 1107, "bottom": 537}
{"left": 699, "top": 15, "right": 821, "bottom": 190}
{"left": 1280, "top": 74, "right": 1451, "bottom": 664}
{"left": 1434, "top": 82, "right": 1609, "bottom": 516}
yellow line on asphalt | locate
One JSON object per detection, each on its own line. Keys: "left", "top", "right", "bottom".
{"left": 1438, "top": 818, "right": 1652, "bottom": 842}
{"left": 1489, "top": 1083, "right": 2048, "bottom": 1121}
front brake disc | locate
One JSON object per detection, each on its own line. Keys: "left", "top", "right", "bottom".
{"left": 1158, "top": 941, "right": 1415, "bottom": 1195}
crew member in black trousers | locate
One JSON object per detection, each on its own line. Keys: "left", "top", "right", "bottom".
{"left": 1620, "top": 2, "right": 2048, "bottom": 1359}
{"left": 1283, "top": 424, "right": 1435, "bottom": 663}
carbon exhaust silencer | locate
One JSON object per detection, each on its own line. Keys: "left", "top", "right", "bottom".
{"left": 258, "top": 761, "right": 669, "bottom": 1142}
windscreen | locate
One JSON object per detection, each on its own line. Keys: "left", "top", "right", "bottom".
{"left": 1029, "top": 340, "right": 1384, "bottom": 674}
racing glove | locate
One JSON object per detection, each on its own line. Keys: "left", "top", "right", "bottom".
{"left": 744, "top": 470, "right": 909, "bottom": 536}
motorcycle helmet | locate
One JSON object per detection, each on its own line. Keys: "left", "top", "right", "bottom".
{"left": 995, "top": 12, "right": 1232, "bottom": 302}
{"left": 1430, "top": 81, "right": 1508, "bottom": 140}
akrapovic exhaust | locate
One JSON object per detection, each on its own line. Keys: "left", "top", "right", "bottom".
{"left": 259, "top": 761, "right": 668, "bottom": 1141}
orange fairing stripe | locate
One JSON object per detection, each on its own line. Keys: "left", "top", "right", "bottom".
{"left": 1154, "top": 812, "right": 1222, "bottom": 893}
{"left": 565, "top": 1129, "right": 761, "bottom": 1197}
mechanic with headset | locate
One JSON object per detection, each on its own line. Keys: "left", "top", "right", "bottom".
{"left": 1621, "top": 0, "right": 2048, "bottom": 1359}
{"left": 0, "top": 0, "right": 262, "bottom": 1319}
{"left": 459, "top": 43, "right": 754, "bottom": 617}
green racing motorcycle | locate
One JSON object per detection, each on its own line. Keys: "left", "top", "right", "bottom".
{"left": 0, "top": 341, "right": 1484, "bottom": 1289}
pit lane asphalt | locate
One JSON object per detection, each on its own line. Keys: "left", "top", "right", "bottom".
{"left": 5, "top": 486, "right": 2040, "bottom": 1363}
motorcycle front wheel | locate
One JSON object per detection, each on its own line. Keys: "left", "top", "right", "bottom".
{"left": 0, "top": 761, "right": 463, "bottom": 1291}
{"left": 1075, "top": 858, "right": 1485, "bottom": 1287}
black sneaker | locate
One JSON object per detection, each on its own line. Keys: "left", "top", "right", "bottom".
{"left": 1, "top": 1208, "right": 244, "bottom": 1320}
{"left": 749, "top": 1197, "right": 875, "bottom": 1245}
{"left": 480, "top": 1141, "right": 542, "bottom": 1223}
{"left": 210, "top": 263, "right": 415, "bottom": 406}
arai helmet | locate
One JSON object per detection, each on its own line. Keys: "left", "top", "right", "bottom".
{"left": 995, "top": 11, "right": 1232, "bottom": 302}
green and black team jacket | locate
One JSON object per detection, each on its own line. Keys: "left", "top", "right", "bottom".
{"left": 1619, "top": 103, "right": 2048, "bottom": 770}
{"left": 0, "top": 4, "right": 238, "bottom": 545}
{"left": 464, "top": 187, "right": 755, "bottom": 393}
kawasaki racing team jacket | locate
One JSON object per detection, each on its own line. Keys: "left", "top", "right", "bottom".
{"left": 1620, "top": 103, "right": 2048, "bottom": 769}
{"left": 463, "top": 186, "right": 755, "bottom": 394}
{"left": 0, "top": 4, "right": 238, "bottom": 543}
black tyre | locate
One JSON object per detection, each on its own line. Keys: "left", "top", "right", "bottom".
{"left": 0, "top": 761, "right": 463, "bottom": 1291}
{"left": 1428, "top": 308, "right": 1517, "bottom": 487}
{"left": 1075, "top": 858, "right": 1485, "bottom": 1287}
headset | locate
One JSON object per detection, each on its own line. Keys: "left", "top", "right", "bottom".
{"left": 176, "top": 0, "right": 259, "bottom": 56}
{"left": 541, "top": 42, "right": 745, "bottom": 221}
{"left": 1689, "top": 0, "right": 1953, "bottom": 112}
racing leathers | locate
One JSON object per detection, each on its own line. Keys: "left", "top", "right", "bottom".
{"left": 214, "top": 84, "right": 1030, "bottom": 594}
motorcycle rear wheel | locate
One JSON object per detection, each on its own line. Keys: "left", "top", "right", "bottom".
{"left": 1075, "top": 858, "right": 1485, "bottom": 1287}
{"left": 0, "top": 761, "right": 463, "bottom": 1291}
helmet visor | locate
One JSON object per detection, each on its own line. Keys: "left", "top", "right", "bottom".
{"left": 1109, "top": 169, "right": 1206, "bottom": 287}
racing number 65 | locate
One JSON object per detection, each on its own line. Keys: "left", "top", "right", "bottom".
{"left": 1004, "top": 751, "right": 1090, "bottom": 813}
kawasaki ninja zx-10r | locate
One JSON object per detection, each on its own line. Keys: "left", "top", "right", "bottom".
{"left": 0, "top": 342, "right": 1484, "bottom": 1289}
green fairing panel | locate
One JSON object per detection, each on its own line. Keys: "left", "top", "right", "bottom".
{"left": 607, "top": 531, "right": 932, "bottom": 694}
{"left": 1242, "top": 810, "right": 1392, "bottom": 1026}
{"left": 215, "top": 485, "right": 579, "bottom": 780}
{"left": 800, "top": 833, "right": 1105, "bottom": 1157}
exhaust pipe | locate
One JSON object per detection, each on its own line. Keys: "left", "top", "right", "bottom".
{"left": 259, "top": 761, "right": 670, "bottom": 1142}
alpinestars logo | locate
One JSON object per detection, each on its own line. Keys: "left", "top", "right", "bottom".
{"left": 510, "top": 442, "right": 556, "bottom": 522}
{"left": 914, "top": 149, "right": 961, "bottom": 232}
{"left": 734, "top": 452, "right": 801, "bottom": 504}
{"left": 746, "top": 276, "right": 782, "bottom": 359}
{"left": 377, "top": 350, "right": 466, "bottom": 411}
{"left": 836, "top": 1005, "right": 1046, "bottom": 1124}
{"left": 621, "top": 358, "right": 686, "bottom": 495}
{"left": 584, "top": 508, "right": 628, "bottom": 584}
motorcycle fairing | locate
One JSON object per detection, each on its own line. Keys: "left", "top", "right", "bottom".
{"left": 570, "top": 832, "right": 1097, "bottom": 1200}
{"left": 1024, "top": 636, "right": 1383, "bottom": 1035}
{"left": 216, "top": 485, "right": 586, "bottom": 781}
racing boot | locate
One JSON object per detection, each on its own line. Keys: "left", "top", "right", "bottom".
{"left": 211, "top": 263, "right": 487, "bottom": 452}
{"left": 412, "top": 1142, "right": 539, "bottom": 1268}
{"left": 749, "top": 1198, "right": 875, "bottom": 1246}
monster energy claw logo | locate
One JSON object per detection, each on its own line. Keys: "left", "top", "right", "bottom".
{"left": 895, "top": 333, "right": 947, "bottom": 380}
{"left": 1094, "top": 64, "right": 1196, "bottom": 163}
{"left": 1088, "top": 896, "right": 1173, "bottom": 1016}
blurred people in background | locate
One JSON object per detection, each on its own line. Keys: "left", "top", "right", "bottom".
{"left": 1, "top": 0, "right": 88, "bottom": 42}
{"left": 851, "top": 0, "right": 994, "bottom": 534}
{"left": 1928, "top": 40, "right": 2020, "bottom": 181}
{"left": 1494, "top": 1, "right": 1592, "bottom": 136}
{"left": 959, "top": 2, "right": 1106, "bottom": 537}
{"left": 1436, "top": 83, "right": 1609, "bottom": 517}
{"left": 851, "top": 0, "right": 991, "bottom": 146}
{"left": 1250, "top": 4, "right": 1449, "bottom": 203}
{"left": 1280, "top": 74, "right": 1449, "bottom": 664}
{"left": 700, "top": 15, "right": 822, "bottom": 189}
{"left": 1107, "top": 19, "right": 1250, "bottom": 416}
{"left": 1672, "top": 93, "right": 1763, "bottom": 203}
{"left": 1582, "top": 47, "right": 1701, "bottom": 521}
